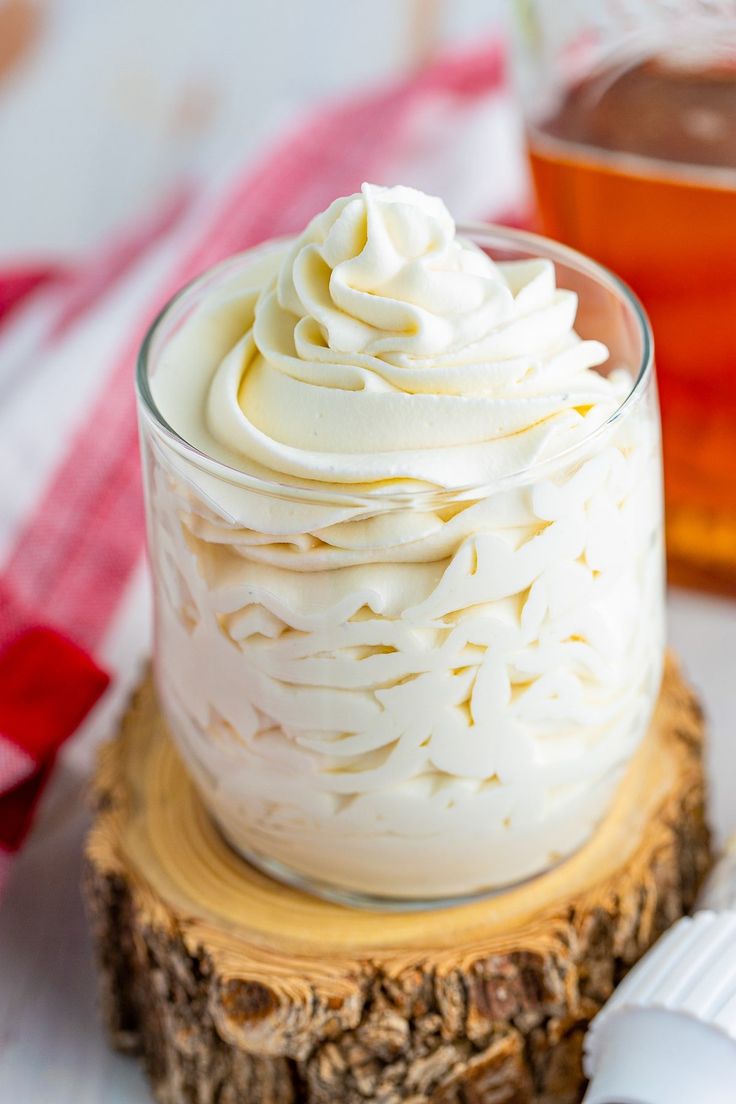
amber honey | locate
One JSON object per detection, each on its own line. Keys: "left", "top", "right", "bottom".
{"left": 529, "top": 58, "right": 736, "bottom": 590}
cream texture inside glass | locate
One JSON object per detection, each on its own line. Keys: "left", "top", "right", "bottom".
{"left": 146, "top": 183, "right": 664, "bottom": 899}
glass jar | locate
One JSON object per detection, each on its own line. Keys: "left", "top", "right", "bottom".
{"left": 512, "top": 0, "right": 736, "bottom": 592}
{"left": 136, "top": 225, "right": 664, "bottom": 908}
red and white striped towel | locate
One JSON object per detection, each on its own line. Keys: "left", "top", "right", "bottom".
{"left": 0, "top": 40, "right": 527, "bottom": 891}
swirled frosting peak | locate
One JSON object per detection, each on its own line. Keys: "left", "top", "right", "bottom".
{"left": 274, "top": 183, "right": 513, "bottom": 357}
{"left": 151, "top": 182, "right": 623, "bottom": 491}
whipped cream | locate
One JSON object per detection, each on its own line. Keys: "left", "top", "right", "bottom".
{"left": 144, "top": 184, "right": 665, "bottom": 900}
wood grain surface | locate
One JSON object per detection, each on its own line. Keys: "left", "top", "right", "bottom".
{"left": 83, "top": 655, "right": 711, "bottom": 1103}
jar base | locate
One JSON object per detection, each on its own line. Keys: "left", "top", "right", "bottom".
{"left": 211, "top": 815, "right": 571, "bottom": 913}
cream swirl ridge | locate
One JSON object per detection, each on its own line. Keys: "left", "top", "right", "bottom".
{"left": 275, "top": 182, "right": 513, "bottom": 357}
{"left": 201, "top": 183, "right": 618, "bottom": 489}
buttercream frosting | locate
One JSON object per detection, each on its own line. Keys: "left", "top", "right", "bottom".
{"left": 144, "top": 184, "right": 664, "bottom": 899}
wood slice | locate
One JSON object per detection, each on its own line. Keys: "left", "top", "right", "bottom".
{"left": 84, "top": 655, "right": 711, "bottom": 1104}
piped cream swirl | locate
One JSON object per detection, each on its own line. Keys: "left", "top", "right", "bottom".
{"left": 147, "top": 184, "right": 664, "bottom": 900}
{"left": 166, "top": 183, "right": 622, "bottom": 489}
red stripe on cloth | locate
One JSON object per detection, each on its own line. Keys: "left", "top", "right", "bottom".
{"left": 410, "top": 39, "right": 505, "bottom": 97}
{"left": 0, "top": 196, "right": 194, "bottom": 651}
{"left": 0, "top": 759, "right": 55, "bottom": 855}
{"left": 0, "top": 576, "right": 37, "bottom": 652}
{"left": 0, "top": 848, "right": 10, "bottom": 894}
{"left": 0, "top": 382, "right": 143, "bottom": 653}
{"left": 483, "top": 204, "right": 534, "bottom": 231}
{"left": 32, "top": 413, "right": 143, "bottom": 650}
{"left": 0, "top": 628, "right": 109, "bottom": 763}
{"left": 0, "top": 739, "right": 34, "bottom": 793}
{"left": 0, "top": 629, "right": 109, "bottom": 856}
{"left": 0, "top": 267, "right": 66, "bottom": 326}
{"left": 180, "top": 38, "right": 506, "bottom": 276}
{"left": 0, "top": 40, "right": 508, "bottom": 656}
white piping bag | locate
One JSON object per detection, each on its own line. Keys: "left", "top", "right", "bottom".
{"left": 584, "top": 838, "right": 736, "bottom": 1104}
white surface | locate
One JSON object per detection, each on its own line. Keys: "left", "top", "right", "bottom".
{"left": 0, "top": 584, "right": 734, "bottom": 1103}
{"left": 0, "top": 0, "right": 506, "bottom": 259}
{"left": 669, "top": 587, "right": 736, "bottom": 847}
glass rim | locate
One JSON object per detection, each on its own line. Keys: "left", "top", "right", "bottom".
{"left": 135, "top": 221, "right": 654, "bottom": 508}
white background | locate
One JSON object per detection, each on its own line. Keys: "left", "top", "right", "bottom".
{"left": 0, "top": 0, "right": 506, "bottom": 259}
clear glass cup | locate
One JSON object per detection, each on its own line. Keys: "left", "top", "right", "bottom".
{"left": 136, "top": 225, "right": 665, "bottom": 909}
{"left": 512, "top": 0, "right": 736, "bottom": 593}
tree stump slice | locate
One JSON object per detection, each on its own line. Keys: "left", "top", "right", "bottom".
{"left": 84, "top": 655, "right": 711, "bottom": 1104}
